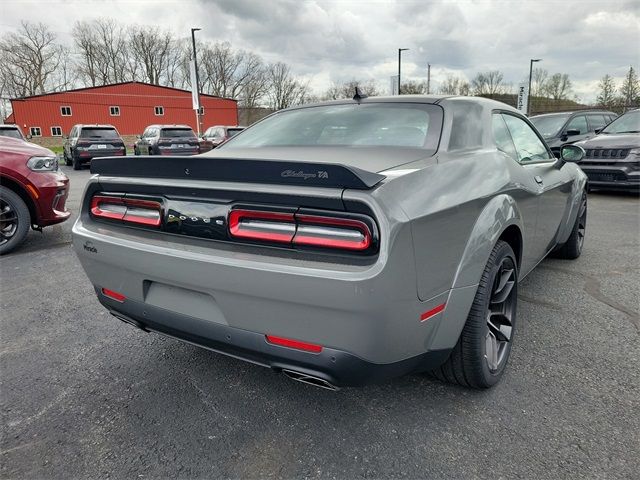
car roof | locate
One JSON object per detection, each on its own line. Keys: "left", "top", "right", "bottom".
{"left": 0, "top": 125, "right": 20, "bottom": 129}
{"left": 281, "top": 94, "right": 522, "bottom": 116}
{"left": 531, "top": 110, "right": 616, "bottom": 118}
{"left": 146, "top": 124, "right": 193, "bottom": 129}
{"left": 76, "top": 124, "right": 117, "bottom": 129}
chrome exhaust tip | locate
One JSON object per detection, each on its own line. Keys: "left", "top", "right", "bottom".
{"left": 282, "top": 369, "right": 340, "bottom": 391}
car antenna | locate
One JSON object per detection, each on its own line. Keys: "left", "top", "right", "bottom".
{"left": 353, "top": 86, "right": 367, "bottom": 103}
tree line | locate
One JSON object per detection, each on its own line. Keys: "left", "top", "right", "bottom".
{"left": 1, "top": 19, "right": 638, "bottom": 117}
{"left": 0, "top": 20, "right": 311, "bottom": 112}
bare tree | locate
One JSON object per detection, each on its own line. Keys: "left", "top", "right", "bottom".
{"left": 400, "top": 80, "right": 429, "bottom": 95}
{"left": 531, "top": 68, "right": 548, "bottom": 98}
{"left": 596, "top": 74, "right": 617, "bottom": 108}
{"left": 72, "top": 18, "right": 133, "bottom": 85}
{"left": 129, "top": 25, "right": 175, "bottom": 84}
{"left": 543, "top": 73, "right": 572, "bottom": 100}
{"left": 471, "top": 70, "right": 506, "bottom": 95}
{"left": 0, "top": 21, "right": 68, "bottom": 97}
{"left": 439, "top": 75, "right": 470, "bottom": 95}
{"left": 322, "top": 79, "right": 380, "bottom": 100}
{"left": 266, "top": 62, "right": 307, "bottom": 110}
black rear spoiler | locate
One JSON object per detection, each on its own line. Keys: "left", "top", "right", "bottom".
{"left": 90, "top": 156, "right": 385, "bottom": 190}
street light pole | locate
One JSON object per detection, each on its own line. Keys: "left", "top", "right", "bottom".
{"left": 527, "top": 58, "right": 541, "bottom": 116}
{"left": 191, "top": 28, "right": 202, "bottom": 135}
{"left": 398, "top": 48, "right": 409, "bottom": 95}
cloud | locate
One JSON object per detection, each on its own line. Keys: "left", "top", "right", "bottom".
{"left": 1, "top": 0, "right": 638, "bottom": 102}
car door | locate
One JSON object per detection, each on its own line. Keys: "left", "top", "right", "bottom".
{"left": 501, "top": 113, "right": 573, "bottom": 260}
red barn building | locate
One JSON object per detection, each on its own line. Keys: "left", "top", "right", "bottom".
{"left": 7, "top": 81, "right": 238, "bottom": 140}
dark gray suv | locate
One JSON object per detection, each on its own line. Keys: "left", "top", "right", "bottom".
{"left": 530, "top": 110, "right": 617, "bottom": 156}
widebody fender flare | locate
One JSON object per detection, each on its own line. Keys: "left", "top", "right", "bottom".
{"left": 452, "top": 194, "right": 523, "bottom": 289}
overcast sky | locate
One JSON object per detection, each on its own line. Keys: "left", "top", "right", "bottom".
{"left": 1, "top": 0, "right": 639, "bottom": 102}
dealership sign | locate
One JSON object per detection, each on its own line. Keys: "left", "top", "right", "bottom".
{"left": 517, "top": 82, "right": 528, "bottom": 113}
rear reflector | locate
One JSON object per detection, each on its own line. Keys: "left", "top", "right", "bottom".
{"left": 101, "top": 288, "right": 126, "bottom": 302}
{"left": 420, "top": 303, "right": 446, "bottom": 322}
{"left": 265, "top": 335, "right": 323, "bottom": 353}
{"left": 228, "top": 209, "right": 374, "bottom": 252}
{"left": 91, "top": 195, "right": 162, "bottom": 227}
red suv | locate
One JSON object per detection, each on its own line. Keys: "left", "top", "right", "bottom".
{"left": 0, "top": 137, "right": 70, "bottom": 254}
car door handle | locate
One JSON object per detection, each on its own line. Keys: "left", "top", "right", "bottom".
{"left": 534, "top": 176, "right": 543, "bottom": 184}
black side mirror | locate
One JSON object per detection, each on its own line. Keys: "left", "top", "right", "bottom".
{"left": 560, "top": 144, "right": 585, "bottom": 163}
{"left": 594, "top": 128, "right": 603, "bottom": 134}
{"left": 565, "top": 129, "right": 580, "bottom": 137}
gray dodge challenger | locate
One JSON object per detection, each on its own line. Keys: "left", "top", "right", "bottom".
{"left": 72, "top": 95, "right": 588, "bottom": 390}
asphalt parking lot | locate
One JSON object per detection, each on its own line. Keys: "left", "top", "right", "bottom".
{"left": 1, "top": 166, "right": 639, "bottom": 479}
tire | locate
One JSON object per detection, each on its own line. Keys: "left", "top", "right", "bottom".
{"left": 554, "top": 190, "right": 587, "bottom": 260}
{"left": 430, "top": 240, "right": 518, "bottom": 388}
{"left": 0, "top": 186, "right": 31, "bottom": 255}
{"left": 72, "top": 152, "right": 82, "bottom": 170}
{"left": 63, "top": 150, "right": 72, "bottom": 166}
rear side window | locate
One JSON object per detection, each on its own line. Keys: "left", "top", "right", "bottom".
{"left": 502, "top": 114, "right": 552, "bottom": 163}
{"left": 588, "top": 115, "right": 607, "bottom": 130}
{"left": 160, "top": 128, "right": 196, "bottom": 138}
{"left": 227, "top": 128, "right": 244, "bottom": 138}
{"left": 492, "top": 114, "right": 518, "bottom": 160}
{"left": 565, "top": 115, "right": 587, "bottom": 134}
{"left": 80, "top": 128, "right": 119, "bottom": 139}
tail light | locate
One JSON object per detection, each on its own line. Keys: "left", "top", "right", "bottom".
{"left": 228, "top": 208, "right": 375, "bottom": 252}
{"left": 90, "top": 195, "right": 162, "bottom": 227}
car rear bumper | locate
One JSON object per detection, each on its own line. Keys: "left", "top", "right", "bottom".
{"left": 72, "top": 217, "right": 477, "bottom": 377}
{"left": 579, "top": 163, "right": 640, "bottom": 190}
{"left": 96, "top": 288, "right": 451, "bottom": 387}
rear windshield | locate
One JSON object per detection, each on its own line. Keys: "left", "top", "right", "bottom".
{"left": 221, "top": 103, "right": 443, "bottom": 150}
{"left": 160, "top": 128, "right": 196, "bottom": 138}
{"left": 227, "top": 128, "right": 244, "bottom": 138}
{"left": 0, "top": 128, "right": 23, "bottom": 140}
{"left": 601, "top": 110, "right": 640, "bottom": 134}
{"left": 529, "top": 114, "right": 570, "bottom": 138}
{"left": 80, "top": 128, "right": 119, "bottom": 139}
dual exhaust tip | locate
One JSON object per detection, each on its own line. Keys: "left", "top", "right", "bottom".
{"left": 282, "top": 369, "right": 340, "bottom": 391}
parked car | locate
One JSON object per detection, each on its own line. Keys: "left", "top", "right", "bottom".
{"left": 202, "top": 125, "right": 245, "bottom": 148}
{"left": 574, "top": 109, "right": 640, "bottom": 191}
{"left": 63, "top": 124, "right": 125, "bottom": 170}
{"left": 0, "top": 137, "right": 70, "bottom": 254}
{"left": 0, "top": 125, "right": 26, "bottom": 141}
{"left": 530, "top": 110, "right": 617, "bottom": 156}
{"left": 134, "top": 125, "right": 200, "bottom": 156}
{"left": 73, "top": 95, "right": 587, "bottom": 390}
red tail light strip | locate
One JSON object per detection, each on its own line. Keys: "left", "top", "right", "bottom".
{"left": 228, "top": 209, "right": 374, "bottom": 252}
{"left": 91, "top": 195, "right": 162, "bottom": 227}
{"left": 228, "top": 210, "right": 296, "bottom": 242}
{"left": 265, "top": 335, "right": 323, "bottom": 353}
{"left": 294, "top": 214, "right": 371, "bottom": 251}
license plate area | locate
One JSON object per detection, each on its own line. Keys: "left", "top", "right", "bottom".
{"left": 144, "top": 281, "right": 227, "bottom": 324}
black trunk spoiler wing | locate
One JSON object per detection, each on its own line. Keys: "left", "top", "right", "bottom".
{"left": 90, "top": 156, "right": 385, "bottom": 190}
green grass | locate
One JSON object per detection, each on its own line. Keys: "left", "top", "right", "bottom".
{"left": 49, "top": 146, "right": 63, "bottom": 155}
